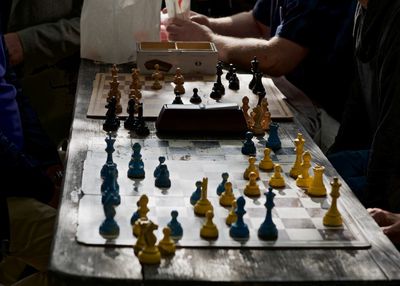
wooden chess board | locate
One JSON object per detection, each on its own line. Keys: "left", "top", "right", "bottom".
{"left": 76, "top": 133, "right": 370, "bottom": 249}
{"left": 87, "top": 73, "right": 293, "bottom": 120}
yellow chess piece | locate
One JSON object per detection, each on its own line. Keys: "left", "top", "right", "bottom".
{"left": 134, "top": 220, "right": 147, "bottom": 256}
{"left": 130, "top": 68, "right": 142, "bottom": 90}
{"left": 219, "top": 182, "right": 236, "bottom": 207}
{"left": 151, "top": 64, "right": 163, "bottom": 90}
{"left": 244, "top": 172, "right": 261, "bottom": 197}
{"left": 200, "top": 210, "right": 219, "bottom": 239}
{"left": 158, "top": 227, "right": 176, "bottom": 256}
{"left": 244, "top": 156, "right": 259, "bottom": 180}
{"left": 133, "top": 195, "right": 149, "bottom": 236}
{"left": 290, "top": 133, "right": 305, "bottom": 179}
{"left": 250, "top": 105, "right": 265, "bottom": 136}
{"left": 323, "top": 177, "right": 343, "bottom": 227}
{"left": 226, "top": 200, "right": 238, "bottom": 225}
{"left": 194, "top": 177, "right": 213, "bottom": 216}
{"left": 296, "top": 151, "right": 313, "bottom": 188}
{"left": 259, "top": 147, "right": 274, "bottom": 171}
{"left": 308, "top": 165, "right": 327, "bottom": 197}
{"left": 269, "top": 164, "right": 285, "bottom": 188}
{"left": 173, "top": 67, "right": 185, "bottom": 95}
{"left": 138, "top": 221, "right": 161, "bottom": 264}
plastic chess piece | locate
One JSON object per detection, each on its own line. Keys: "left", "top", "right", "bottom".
{"left": 244, "top": 172, "right": 261, "bottom": 197}
{"left": 228, "top": 69, "right": 240, "bottom": 90}
{"left": 242, "top": 96, "right": 254, "bottom": 128}
{"left": 111, "top": 64, "right": 119, "bottom": 77}
{"left": 219, "top": 181, "right": 236, "bottom": 207}
{"left": 173, "top": 67, "right": 185, "bottom": 95}
{"left": 225, "top": 63, "right": 234, "bottom": 80}
{"left": 244, "top": 156, "right": 259, "bottom": 180}
{"left": 268, "top": 164, "right": 285, "bottom": 188}
{"left": 134, "top": 220, "right": 147, "bottom": 255}
{"left": 226, "top": 200, "right": 238, "bottom": 226}
{"left": 200, "top": 210, "right": 219, "bottom": 239}
{"left": 172, "top": 91, "right": 184, "bottom": 104}
{"left": 194, "top": 177, "right": 213, "bottom": 216}
{"left": 215, "top": 61, "right": 225, "bottom": 95}
{"left": 323, "top": 177, "right": 343, "bottom": 227}
{"left": 290, "top": 133, "right": 305, "bottom": 179}
{"left": 167, "top": 210, "right": 183, "bottom": 239}
{"left": 153, "top": 156, "right": 166, "bottom": 177}
{"left": 250, "top": 105, "right": 265, "bottom": 136}
{"left": 266, "top": 122, "right": 281, "bottom": 151}
{"left": 99, "top": 201, "right": 120, "bottom": 239}
{"left": 130, "top": 68, "right": 142, "bottom": 90}
{"left": 229, "top": 196, "right": 249, "bottom": 239}
{"left": 107, "top": 76, "right": 122, "bottom": 114}
{"left": 241, "top": 131, "right": 256, "bottom": 155}
{"left": 132, "top": 195, "right": 150, "bottom": 236}
{"left": 190, "top": 180, "right": 202, "bottom": 205}
{"left": 127, "top": 142, "right": 145, "bottom": 179}
{"left": 258, "top": 188, "right": 278, "bottom": 240}
{"left": 216, "top": 172, "right": 229, "bottom": 195}
{"left": 210, "top": 83, "right": 222, "bottom": 101}
{"left": 158, "top": 227, "right": 176, "bottom": 256}
{"left": 151, "top": 64, "right": 163, "bottom": 90}
{"left": 260, "top": 97, "right": 271, "bottom": 130}
{"left": 124, "top": 98, "right": 137, "bottom": 131}
{"left": 100, "top": 134, "right": 118, "bottom": 179}
{"left": 130, "top": 200, "right": 140, "bottom": 225}
{"left": 296, "top": 151, "right": 313, "bottom": 188}
{"left": 259, "top": 148, "right": 274, "bottom": 171}
{"left": 252, "top": 72, "right": 266, "bottom": 96}
{"left": 190, "top": 88, "right": 202, "bottom": 104}
{"left": 249, "top": 56, "right": 259, "bottom": 90}
{"left": 103, "top": 96, "right": 120, "bottom": 132}
{"left": 308, "top": 165, "right": 327, "bottom": 197}
{"left": 155, "top": 164, "right": 171, "bottom": 188}
{"left": 138, "top": 221, "right": 161, "bottom": 264}
{"left": 134, "top": 103, "right": 150, "bottom": 136}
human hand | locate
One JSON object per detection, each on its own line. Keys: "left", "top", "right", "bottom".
{"left": 4, "top": 33, "right": 24, "bottom": 67}
{"left": 166, "top": 17, "right": 213, "bottom": 42}
{"left": 368, "top": 208, "right": 400, "bottom": 244}
{"left": 189, "top": 12, "right": 211, "bottom": 27}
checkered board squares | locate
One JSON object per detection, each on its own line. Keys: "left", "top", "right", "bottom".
{"left": 77, "top": 137, "right": 370, "bottom": 249}
{"left": 87, "top": 73, "right": 293, "bottom": 120}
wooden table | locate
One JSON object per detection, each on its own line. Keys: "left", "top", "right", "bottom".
{"left": 49, "top": 60, "right": 400, "bottom": 285}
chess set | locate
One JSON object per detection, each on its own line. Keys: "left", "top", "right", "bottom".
{"left": 76, "top": 130, "right": 370, "bottom": 249}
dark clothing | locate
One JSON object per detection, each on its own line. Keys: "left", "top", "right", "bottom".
{"left": 252, "top": 0, "right": 357, "bottom": 121}
{"left": 331, "top": 1, "right": 400, "bottom": 212}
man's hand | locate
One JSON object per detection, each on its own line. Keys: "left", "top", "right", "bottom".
{"left": 189, "top": 12, "right": 211, "bottom": 28}
{"left": 4, "top": 33, "right": 24, "bottom": 67}
{"left": 166, "top": 17, "right": 213, "bottom": 42}
{"left": 368, "top": 208, "right": 400, "bottom": 244}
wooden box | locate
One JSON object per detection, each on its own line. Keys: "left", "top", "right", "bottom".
{"left": 136, "top": 41, "right": 218, "bottom": 75}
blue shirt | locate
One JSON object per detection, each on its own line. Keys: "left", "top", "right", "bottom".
{"left": 253, "top": 0, "right": 357, "bottom": 120}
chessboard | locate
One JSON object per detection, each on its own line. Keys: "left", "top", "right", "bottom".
{"left": 76, "top": 133, "right": 370, "bottom": 249}
{"left": 87, "top": 72, "right": 293, "bottom": 120}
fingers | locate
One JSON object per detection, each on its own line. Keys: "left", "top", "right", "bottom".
{"left": 382, "top": 221, "right": 400, "bottom": 244}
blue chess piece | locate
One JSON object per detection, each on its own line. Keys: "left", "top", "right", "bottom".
{"left": 167, "top": 210, "right": 183, "bottom": 239}
{"left": 153, "top": 156, "right": 166, "bottom": 177}
{"left": 216, "top": 172, "right": 229, "bottom": 195}
{"left": 265, "top": 122, "right": 281, "bottom": 151}
{"left": 258, "top": 187, "right": 278, "bottom": 240}
{"left": 229, "top": 196, "right": 249, "bottom": 239}
{"left": 190, "top": 181, "right": 202, "bottom": 205}
{"left": 241, "top": 131, "right": 256, "bottom": 155}
{"left": 155, "top": 164, "right": 171, "bottom": 188}
{"left": 101, "top": 134, "right": 118, "bottom": 179}
{"left": 99, "top": 195, "right": 120, "bottom": 239}
{"left": 127, "top": 142, "right": 145, "bottom": 179}
{"left": 101, "top": 165, "right": 120, "bottom": 204}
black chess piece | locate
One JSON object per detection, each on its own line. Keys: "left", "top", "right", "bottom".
{"left": 172, "top": 91, "right": 184, "bottom": 104}
{"left": 249, "top": 56, "right": 259, "bottom": 90}
{"left": 134, "top": 103, "right": 150, "bottom": 136}
{"left": 215, "top": 61, "right": 225, "bottom": 95}
{"left": 210, "top": 83, "right": 222, "bottom": 101}
{"left": 103, "top": 96, "right": 120, "bottom": 132}
{"left": 124, "top": 98, "right": 137, "bottom": 131}
{"left": 225, "top": 63, "right": 234, "bottom": 81}
{"left": 256, "top": 91, "right": 266, "bottom": 106}
{"left": 228, "top": 68, "right": 240, "bottom": 90}
{"left": 252, "top": 72, "right": 266, "bottom": 95}
{"left": 190, "top": 88, "right": 202, "bottom": 104}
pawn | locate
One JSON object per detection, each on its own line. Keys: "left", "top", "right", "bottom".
{"left": 244, "top": 156, "right": 259, "bottom": 180}
{"left": 138, "top": 221, "right": 161, "bottom": 264}
{"left": 155, "top": 164, "right": 171, "bottom": 188}
{"left": 226, "top": 200, "right": 238, "bottom": 225}
{"left": 244, "top": 172, "right": 261, "bottom": 197}
{"left": 323, "top": 177, "right": 343, "bottom": 227}
{"left": 190, "top": 180, "right": 202, "bottom": 205}
{"left": 308, "top": 165, "right": 327, "bottom": 197}
{"left": 172, "top": 91, "right": 184, "bottom": 104}
{"left": 127, "top": 142, "right": 145, "bottom": 179}
{"left": 151, "top": 64, "right": 162, "bottom": 90}
{"left": 210, "top": 83, "right": 222, "bottom": 101}
{"left": 259, "top": 148, "right": 274, "bottom": 171}
{"left": 173, "top": 67, "right": 185, "bottom": 95}
{"left": 124, "top": 98, "right": 137, "bottom": 131}
{"left": 268, "top": 164, "right": 285, "bottom": 188}
{"left": 228, "top": 69, "right": 240, "bottom": 90}
{"left": 219, "top": 182, "right": 236, "bottom": 207}
{"left": 216, "top": 172, "right": 229, "bottom": 196}
{"left": 265, "top": 122, "right": 281, "bottom": 151}
{"left": 229, "top": 196, "right": 249, "bottom": 239}
{"left": 153, "top": 156, "right": 166, "bottom": 177}
{"left": 158, "top": 227, "right": 176, "bottom": 256}
{"left": 225, "top": 63, "right": 234, "bottom": 81}
{"left": 200, "top": 210, "right": 219, "bottom": 239}
{"left": 241, "top": 131, "right": 256, "bottom": 155}
{"left": 167, "top": 210, "right": 183, "bottom": 239}
{"left": 103, "top": 96, "right": 120, "bottom": 132}
{"left": 190, "top": 88, "right": 202, "bottom": 104}
{"left": 135, "top": 103, "right": 149, "bottom": 136}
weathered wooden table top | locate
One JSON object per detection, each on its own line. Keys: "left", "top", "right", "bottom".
{"left": 49, "top": 60, "right": 400, "bottom": 286}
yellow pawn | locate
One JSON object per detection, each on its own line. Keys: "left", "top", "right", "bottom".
{"left": 308, "top": 165, "right": 327, "bottom": 197}
{"left": 226, "top": 200, "right": 238, "bottom": 225}
{"left": 158, "top": 227, "right": 176, "bottom": 256}
{"left": 244, "top": 156, "right": 259, "bottom": 180}
{"left": 138, "top": 221, "right": 161, "bottom": 265}
{"left": 269, "top": 164, "right": 285, "bottom": 188}
{"left": 259, "top": 148, "right": 274, "bottom": 171}
{"left": 219, "top": 182, "right": 236, "bottom": 207}
{"left": 296, "top": 151, "right": 313, "bottom": 189}
{"left": 200, "top": 210, "right": 219, "bottom": 239}
{"left": 194, "top": 177, "right": 213, "bottom": 216}
{"left": 133, "top": 195, "right": 150, "bottom": 237}
{"left": 244, "top": 172, "right": 261, "bottom": 197}
{"left": 323, "top": 177, "right": 343, "bottom": 227}
{"left": 151, "top": 64, "right": 163, "bottom": 90}
{"left": 134, "top": 220, "right": 147, "bottom": 256}
{"left": 290, "top": 133, "right": 305, "bottom": 179}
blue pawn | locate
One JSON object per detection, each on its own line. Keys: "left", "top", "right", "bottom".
{"left": 190, "top": 181, "right": 202, "bottom": 205}
{"left": 153, "top": 156, "right": 166, "bottom": 177}
{"left": 130, "top": 201, "right": 140, "bottom": 225}
{"left": 155, "top": 164, "right": 171, "bottom": 188}
{"left": 127, "top": 142, "right": 145, "bottom": 179}
{"left": 99, "top": 199, "right": 120, "bottom": 239}
{"left": 265, "top": 122, "right": 281, "bottom": 151}
{"left": 229, "top": 196, "right": 249, "bottom": 239}
{"left": 167, "top": 210, "right": 183, "bottom": 239}
{"left": 241, "top": 131, "right": 256, "bottom": 155}
{"left": 216, "top": 172, "right": 229, "bottom": 196}
{"left": 258, "top": 187, "right": 278, "bottom": 240}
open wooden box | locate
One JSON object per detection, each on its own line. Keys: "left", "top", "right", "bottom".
{"left": 136, "top": 41, "right": 218, "bottom": 75}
